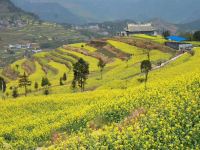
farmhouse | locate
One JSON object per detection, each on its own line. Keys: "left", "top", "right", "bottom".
{"left": 165, "top": 42, "right": 193, "bottom": 51}
{"left": 9, "top": 44, "right": 22, "bottom": 50}
{"left": 124, "top": 23, "right": 157, "bottom": 36}
{"left": 32, "top": 49, "right": 42, "bottom": 53}
{"left": 166, "top": 36, "right": 187, "bottom": 42}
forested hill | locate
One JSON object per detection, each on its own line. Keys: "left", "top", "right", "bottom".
{"left": 0, "top": 0, "right": 38, "bottom": 29}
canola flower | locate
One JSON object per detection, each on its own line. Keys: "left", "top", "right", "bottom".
{"left": 0, "top": 40, "right": 199, "bottom": 149}
{"left": 0, "top": 71, "right": 199, "bottom": 149}
{"left": 46, "top": 72, "right": 200, "bottom": 150}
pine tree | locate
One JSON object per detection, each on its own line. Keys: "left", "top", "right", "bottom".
{"left": 12, "top": 87, "right": 18, "bottom": 98}
{"left": 41, "top": 77, "right": 51, "bottom": 87}
{"left": 162, "top": 30, "right": 171, "bottom": 39}
{"left": 60, "top": 77, "right": 64, "bottom": 86}
{"left": 44, "top": 87, "right": 49, "bottom": 95}
{"left": 125, "top": 54, "right": 133, "bottom": 68}
{"left": 193, "top": 31, "right": 200, "bottom": 41}
{"left": 98, "top": 58, "right": 106, "bottom": 79}
{"left": 141, "top": 60, "right": 152, "bottom": 89}
{"left": 63, "top": 73, "right": 67, "bottom": 81}
{"left": 15, "top": 64, "right": 19, "bottom": 71}
{"left": 34, "top": 82, "right": 39, "bottom": 91}
{"left": 0, "top": 77, "right": 6, "bottom": 93}
{"left": 72, "top": 58, "right": 89, "bottom": 92}
{"left": 19, "top": 72, "right": 31, "bottom": 96}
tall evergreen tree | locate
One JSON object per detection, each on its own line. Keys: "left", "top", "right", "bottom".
{"left": 34, "top": 82, "right": 39, "bottom": 91}
{"left": 72, "top": 58, "right": 89, "bottom": 92}
{"left": 15, "top": 64, "right": 19, "bottom": 71}
{"left": 125, "top": 54, "right": 133, "bottom": 68}
{"left": 98, "top": 58, "right": 106, "bottom": 79}
{"left": 41, "top": 77, "right": 51, "bottom": 87}
{"left": 63, "top": 73, "right": 67, "bottom": 81}
{"left": 141, "top": 60, "right": 152, "bottom": 89}
{"left": 162, "top": 30, "right": 171, "bottom": 39}
{"left": 193, "top": 31, "right": 200, "bottom": 41}
{"left": 19, "top": 72, "right": 31, "bottom": 96}
{"left": 0, "top": 77, "right": 6, "bottom": 93}
{"left": 44, "top": 86, "right": 50, "bottom": 95}
{"left": 12, "top": 87, "right": 18, "bottom": 98}
{"left": 60, "top": 77, "right": 64, "bottom": 86}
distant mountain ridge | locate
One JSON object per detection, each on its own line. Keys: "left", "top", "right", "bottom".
{"left": 11, "top": 0, "right": 200, "bottom": 24}
{"left": 11, "top": 0, "right": 88, "bottom": 24}
{"left": 2, "top": 0, "right": 200, "bottom": 32}
{"left": 178, "top": 19, "right": 200, "bottom": 32}
{"left": 0, "top": 0, "right": 38, "bottom": 29}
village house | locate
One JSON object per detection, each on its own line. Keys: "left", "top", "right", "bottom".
{"left": 165, "top": 42, "right": 193, "bottom": 51}
{"left": 8, "top": 43, "right": 40, "bottom": 50}
{"left": 121, "top": 23, "right": 157, "bottom": 36}
{"left": 30, "top": 43, "right": 40, "bottom": 50}
{"left": 9, "top": 44, "right": 22, "bottom": 50}
{"left": 165, "top": 36, "right": 193, "bottom": 52}
{"left": 31, "top": 49, "right": 42, "bottom": 53}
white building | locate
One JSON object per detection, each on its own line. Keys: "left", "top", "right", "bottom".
{"left": 124, "top": 23, "right": 157, "bottom": 36}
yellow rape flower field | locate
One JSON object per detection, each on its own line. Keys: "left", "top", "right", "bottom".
{"left": 0, "top": 37, "right": 200, "bottom": 149}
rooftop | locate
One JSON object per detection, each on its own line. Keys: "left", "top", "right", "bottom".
{"left": 126, "top": 23, "right": 156, "bottom": 32}
{"left": 166, "top": 36, "right": 187, "bottom": 42}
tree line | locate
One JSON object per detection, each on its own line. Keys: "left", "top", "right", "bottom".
{"left": 163, "top": 30, "right": 200, "bottom": 41}
{"left": 0, "top": 57, "right": 108, "bottom": 99}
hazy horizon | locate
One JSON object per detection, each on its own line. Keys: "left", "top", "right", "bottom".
{"left": 11, "top": 0, "right": 200, "bottom": 24}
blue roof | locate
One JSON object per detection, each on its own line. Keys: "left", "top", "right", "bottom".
{"left": 166, "top": 36, "right": 187, "bottom": 42}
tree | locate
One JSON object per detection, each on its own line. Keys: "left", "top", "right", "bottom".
{"left": 72, "top": 58, "right": 89, "bottom": 92}
{"left": 41, "top": 77, "right": 51, "bottom": 95}
{"left": 63, "top": 73, "right": 67, "bottom": 81}
{"left": 19, "top": 72, "right": 31, "bottom": 96}
{"left": 147, "top": 50, "right": 150, "bottom": 60}
{"left": 125, "top": 54, "right": 133, "bottom": 68}
{"left": 0, "top": 77, "right": 6, "bottom": 93}
{"left": 60, "top": 77, "right": 64, "bottom": 86}
{"left": 193, "top": 31, "right": 200, "bottom": 41}
{"left": 34, "top": 82, "right": 39, "bottom": 91}
{"left": 144, "top": 42, "right": 151, "bottom": 60}
{"left": 5, "top": 92, "right": 9, "bottom": 98}
{"left": 44, "top": 87, "right": 49, "bottom": 95}
{"left": 98, "top": 58, "right": 106, "bottom": 79}
{"left": 162, "top": 30, "right": 170, "bottom": 39}
{"left": 179, "top": 32, "right": 193, "bottom": 41}
{"left": 12, "top": 87, "right": 18, "bottom": 98}
{"left": 141, "top": 60, "right": 152, "bottom": 89}
{"left": 41, "top": 77, "right": 51, "bottom": 87}
{"left": 15, "top": 64, "right": 19, "bottom": 71}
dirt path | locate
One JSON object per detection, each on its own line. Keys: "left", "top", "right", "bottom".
{"left": 152, "top": 53, "right": 185, "bottom": 70}
{"left": 122, "top": 53, "right": 185, "bottom": 80}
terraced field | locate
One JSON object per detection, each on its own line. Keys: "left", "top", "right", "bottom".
{"left": 69, "top": 43, "right": 97, "bottom": 52}
{"left": 0, "top": 36, "right": 178, "bottom": 96}
{"left": 132, "top": 34, "right": 167, "bottom": 44}
{"left": 0, "top": 35, "right": 200, "bottom": 149}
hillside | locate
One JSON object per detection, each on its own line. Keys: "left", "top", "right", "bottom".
{"left": 11, "top": 1, "right": 86, "bottom": 24}
{"left": 0, "top": 22, "right": 91, "bottom": 68}
{"left": 0, "top": 0, "right": 37, "bottom": 29}
{"left": 70, "top": 18, "right": 200, "bottom": 37}
{"left": 0, "top": 35, "right": 200, "bottom": 149}
{"left": 178, "top": 19, "right": 200, "bottom": 32}
{"left": 1, "top": 35, "right": 176, "bottom": 95}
